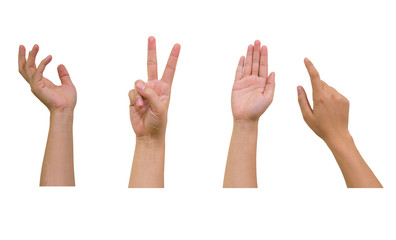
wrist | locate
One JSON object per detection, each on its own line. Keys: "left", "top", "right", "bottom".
{"left": 134, "top": 135, "right": 165, "bottom": 168}
{"left": 136, "top": 134, "right": 165, "bottom": 144}
{"left": 50, "top": 108, "right": 74, "bottom": 118}
{"left": 135, "top": 135, "right": 166, "bottom": 155}
{"left": 233, "top": 119, "right": 259, "bottom": 130}
{"left": 49, "top": 108, "right": 74, "bottom": 124}
{"left": 325, "top": 132, "right": 354, "bottom": 152}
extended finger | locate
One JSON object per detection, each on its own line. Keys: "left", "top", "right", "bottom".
{"left": 297, "top": 85, "right": 314, "bottom": 124}
{"left": 251, "top": 40, "right": 260, "bottom": 76}
{"left": 147, "top": 36, "right": 158, "bottom": 81}
{"left": 26, "top": 44, "right": 39, "bottom": 70}
{"left": 262, "top": 72, "right": 275, "bottom": 102}
{"left": 57, "top": 64, "right": 73, "bottom": 85}
{"left": 18, "top": 45, "right": 27, "bottom": 76}
{"left": 304, "top": 58, "right": 322, "bottom": 92}
{"left": 243, "top": 44, "right": 253, "bottom": 76}
{"left": 235, "top": 56, "right": 245, "bottom": 81}
{"left": 259, "top": 45, "right": 268, "bottom": 78}
{"left": 32, "top": 55, "right": 52, "bottom": 84}
{"left": 161, "top": 43, "right": 181, "bottom": 86}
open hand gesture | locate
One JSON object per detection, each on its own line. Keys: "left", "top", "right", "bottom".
{"left": 232, "top": 40, "right": 275, "bottom": 121}
{"left": 18, "top": 45, "right": 77, "bottom": 113}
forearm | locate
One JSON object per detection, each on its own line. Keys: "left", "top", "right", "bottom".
{"left": 40, "top": 109, "right": 75, "bottom": 186}
{"left": 224, "top": 120, "right": 258, "bottom": 188}
{"left": 129, "top": 136, "right": 165, "bottom": 188}
{"left": 327, "top": 134, "right": 382, "bottom": 188}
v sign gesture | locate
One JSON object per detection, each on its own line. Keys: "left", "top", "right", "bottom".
{"left": 129, "top": 37, "right": 181, "bottom": 138}
{"left": 128, "top": 37, "right": 181, "bottom": 188}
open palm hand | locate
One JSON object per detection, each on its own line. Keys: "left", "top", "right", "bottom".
{"left": 232, "top": 40, "right": 275, "bottom": 121}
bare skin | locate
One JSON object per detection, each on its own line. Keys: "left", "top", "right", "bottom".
{"left": 128, "top": 37, "right": 181, "bottom": 188}
{"left": 223, "top": 40, "right": 275, "bottom": 188}
{"left": 18, "top": 45, "right": 76, "bottom": 186}
{"left": 297, "top": 58, "right": 382, "bottom": 188}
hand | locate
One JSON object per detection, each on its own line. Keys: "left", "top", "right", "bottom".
{"left": 18, "top": 45, "right": 77, "bottom": 113}
{"left": 297, "top": 58, "right": 350, "bottom": 145}
{"left": 231, "top": 40, "right": 275, "bottom": 122}
{"left": 129, "top": 37, "right": 181, "bottom": 138}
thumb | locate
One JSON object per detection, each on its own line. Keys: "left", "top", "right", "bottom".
{"left": 135, "top": 80, "right": 163, "bottom": 114}
{"left": 297, "top": 86, "right": 314, "bottom": 124}
{"left": 57, "top": 64, "right": 73, "bottom": 85}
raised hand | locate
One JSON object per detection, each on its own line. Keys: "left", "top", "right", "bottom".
{"left": 128, "top": 37, "right": 181, "bottom": 188}
{"left": 232, "top": 40, "right": 275, "bottom": 121}
{"left": 297, "top": 58, "right": 382, "bottom": 188}
{"left": 297, "top": 58, "right": 350, "bottom": 145}
{"left": 224, "top": 40, "right": 275, "bottom": 188}
{"left": 129, "top": 37, "right": 181, "bottom": 138}
{"left": 18, "top": 44, "right": 76, "bottom": 186}
{"left": 18, "top": 45, "right": 77, "bottom": 113}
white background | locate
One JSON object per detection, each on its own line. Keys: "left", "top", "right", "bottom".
{"left": 0, "top": 0, "right": 395, "bottom": 239}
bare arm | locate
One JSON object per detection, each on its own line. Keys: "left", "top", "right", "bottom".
{"left": 129, "top": 136, "right": 165, "bottom": 188}
{"left": 327, "top": 134, "right": 382, "bottom": 188}
{"left": 128, "top": 37, "right": 180, "bottom": 188}
{"left": 224, "top": 41, "right": 275, "bottom": 188}
{"left": 224, "top": 120, "right": 258, "bottom": 187}
{"left": 297, "top": 58, "right": 382, "bottom": 188}
{"left": 18, "top": 45, "right": 77, "bottom": 186}
{"left": 40, "top": 109, "right": 75, "bottom": 186}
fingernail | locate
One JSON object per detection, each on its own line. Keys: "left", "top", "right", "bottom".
{"left": 297, "top": 86, "right": 302, "bottom": 94}
{"left": 304, "top": 57, "right": 310, "bottom": 63}
{"left": 137, "top": 98, "right": 143, "bottom": 106}
{"left": 137, "top": 83, "right": 145, "bottom": 91}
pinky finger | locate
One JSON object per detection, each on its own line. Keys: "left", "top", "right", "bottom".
{"left": 129, "top": 89, "right": 137, "bottom": 107}
{"left": 18, "top": 45, "right": 26, "bottom": 75}
{"left": 235, "top": 56, "right": 244, "bottom": 81}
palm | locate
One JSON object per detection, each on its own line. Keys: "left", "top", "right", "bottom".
{"left": 129, "top": 37, "right": 180, "bottom": 137}
{"left": 231, "top": 40, "right": 275, "bottom": 121}
{"left": 18, "top": 45, "right": 76, "bottom": 112}
{"left": 33, "top": 77, "right": 77, "bottom": 111}
{"left": 232, "top": 76, "right": 269, "bottom": 120}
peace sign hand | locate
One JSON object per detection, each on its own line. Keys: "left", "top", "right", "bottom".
{"left": 129, "top": 37, "right": 181, "bottom": 138}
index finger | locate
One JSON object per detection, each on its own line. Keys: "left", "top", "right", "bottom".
{"left": 147, "top": 36, "right": 158, "bottom": 81}
{"left": 304, "top": 58, "right": 321, "bottom": 92}
{"left": 259, "top": 45, "right": 268, "bottom": 78}
{"left": 161, "top": 43, "right": 181, "bottom": 86}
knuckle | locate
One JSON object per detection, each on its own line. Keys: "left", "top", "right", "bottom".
{"left": 343, "top": 97, "right": 350, "bottom": 105}
{"left": 316, "top": 96, "right": 325, "bottom": 104}
{"left": 147, "top": 59, "right": 157, "bottom": 65}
